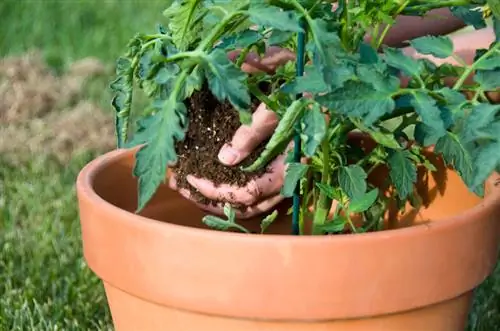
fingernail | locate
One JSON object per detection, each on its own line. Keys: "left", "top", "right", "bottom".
{"left": 218, "top": 144, "right": 240, "bottom": 165}
{"left": 186, "top": 175, "right": 198, "bottom": 189}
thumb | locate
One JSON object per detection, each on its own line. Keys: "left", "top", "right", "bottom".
{"left": 218, "top": 103, "right": 278, "bottom": 166}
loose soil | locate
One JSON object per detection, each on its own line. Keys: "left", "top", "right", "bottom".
{"left": 174, "top": 85, "right": 269, "bottom": 205}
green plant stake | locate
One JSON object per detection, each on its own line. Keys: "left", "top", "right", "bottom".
{"left": 292, "top": 22, "right": 306, "bottom": 235}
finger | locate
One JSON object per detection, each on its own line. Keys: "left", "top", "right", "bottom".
{"left": 227, "top": 50, "right": 276, "bottom": 74}
{"left": 252, "top": 154, "right": 286, "bottom": 199}
{"left": 260, "top": 46, "right": 296, "bottom": 71}
{"left": 218, "top": 103, "right": 279, "bottom": 166}
{"left": 169, "top": 173, "right": 177, "bottom": 190}
{"left": 186, "top": 175, "right": 261, "bottom": 206}
{"left": 237, "top": 194, "right": 285, "bottom": 219}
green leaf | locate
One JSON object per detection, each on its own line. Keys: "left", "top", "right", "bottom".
{"left": 475, "top": 69, "right": 500, "bottom": 90}
{"left": 281, "top": 65, "right": 329, "bottom": 94}
{"left": 494, "top": 16, "right": 500, "bottom": 42}
{"left": 352, "top": 120, "right": 401, "bottom": 149}
{"left": 247, "top": 5, "right": 303, "bottom": 32}
{"left": 203, "top": 49, "right": 251, "bottom": 112}
{"left": 133, "top": 99, "right": 188, "bottom": 211}
{"left": 317, "top": 81, "right": 396, "bottom": 126}
{"left": 451, "top": 5, "right": 487, "bottom": 29}
{"left": 268, "top": 30, "right": 294, "bottom": 45}
{"left": 489, "top": 0, "right": 500, "bottom": 20}
{"left": 317, "top": 216, "right": 347, "bottom": 233}
{"left": 216, "top": 30, "right": 263, "bottom": 50}
{"left": 281, "top": 163, "right": 309, "bottom": 198}
{"left": 460, "top": 104, "right": 500, "bottom": 144}
{"left": 388, "top": 150, "right": 417, "bottom": 200}
{"left": 356, "top": 64, "right": 400, "bottom": 93}
{"left": 300, "top": 103, "right": 326, "bottom": 157}
{"left": 383, "top": 47, "right": 423, "bottom": 77}
{"left": 163, "top": 0, "right": 206, "bottom": 50}
{"left": 359, "top": 42, "right": 380, "bottom": 64}
{"left": 223, "top": 203, "right": 236, "bottom": 223}
{"left": 470, "top": 141, "right": 500, "bottom": 190}
{"left": 338, "top": 165, "right": 367, "bottom": 199}
{"left": 475, "top": 53, "right": 500, "bottom": 70}
{"left": 435, "top": 132, "right": 473, "bottom": 185}
{"left": 202, "top": 215, "right": 250, "bottom": 233}
{"left": 110, "top": 57, "right": 134, "bottom": 148}
{"left": 260, "top": 210, "right": 279, "bottom": 234}
{"left": 243, "top": 99, "right": 307, "bottom": 172}
{"left": 315, "top": 183, "right": 342, "bottom": 201}
{"left": 410, "top": 35, "right": 454, "bottom": 59}
{"left": 349, "top": 188, "right": 379, "bottom": 213}
{"left": 410, "top": 91, "right": 446, "bottom": 138}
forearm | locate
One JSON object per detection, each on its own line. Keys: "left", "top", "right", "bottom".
{"left": 371, "top": 8, "right": 466, "bottom": 48}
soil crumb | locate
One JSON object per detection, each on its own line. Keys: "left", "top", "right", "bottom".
{"left": 174, "top": 86, "right": 268, "bottom": 205}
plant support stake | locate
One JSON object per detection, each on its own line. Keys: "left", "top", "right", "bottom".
{"left": 292, "top": 22, "right": 306, "bottom": 235}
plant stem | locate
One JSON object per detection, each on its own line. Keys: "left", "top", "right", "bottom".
{"left": 376, "top": 0, "right": 410, "bottom": 49}
{"left": 231, "top": 223, "right": 251, "bottom": 234}
{"left": 312, "top": 138, "right": 331, "bottom": 234}
{"left": 453, "top": 43, "right": 500, "bottom": 90}
{"left": 197, "top": 5, "right": 249, "bottom": 51}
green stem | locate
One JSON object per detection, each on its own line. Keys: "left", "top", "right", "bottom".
{"left": 376, "top": 0, "right": 410, "bottom": 49}
{"left": 230, "top": 223, "right": 251, "bottom": 234}
{"left": 248, "top": 85, "right": 280, "bottom": 112}
{"left": 312, "top": 138, "right": 331, "bottom": 234}
{"left": 403, "top": 0, "right": 470, "bottom": 13}
{"left": 197, "top": 7, "right": 248, "bottom": 51}
{"left": 453, "top": 43, "right": 500, "bottom": 90}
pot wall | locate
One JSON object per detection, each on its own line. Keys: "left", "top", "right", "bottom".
{"left": 77, "top": 148, "right": 500, "bottom": 330}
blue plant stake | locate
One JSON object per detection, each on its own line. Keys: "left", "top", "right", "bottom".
{"left": 292, "top": 22, "right": 306, "bottom": 235}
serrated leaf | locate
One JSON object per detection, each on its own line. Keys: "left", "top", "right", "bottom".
{"left": 338, "top": 165, "right": 367, "bottom": 199}
{"left": 317, "top": 81, "right": 395, "bottom": 126}
{"left": 410, "top": 35, "right": 454, "bottom": 59}
{"left": 202, "top": 215, "right": 233, "bottom": 231}
{"left": 435, "top": 132, "right": 473, "bottom": 185}
{"left": 260, "top": 210, "right": 278, "bottom": 234}
{"left": 133, "top": 99, "right": 188, "bottom": 211}
{"left": 410, "top": 91, "right": 447, "bottom": 138}
{"left": 300, "top": 103, "right": 326, "bottom": 157}
{"left": 388, "top": 150, "right": 417, "bottom": 199}
{"left": 475, "top": 53, "right": 500, "bottom": 70}
{"left": 438, "top": 87, "right": 467, "bottom": 110}
{"left": 460, "top": 104, "right": 500, "bottom": 144}
{"left": 359, "top": 42, "right": 379, "bottom": 64}
{"left": 451, "top": 5, "right": 487, "bottom": 29}
{"left": 352, "top": 120, "right": 401, "bottom": 149}
{"left": 475, "top": 69, "right": 500, "bottom": 90}
{"left": 383, "top": 47, "right": 423, "bottom": 77}
{"left": 489, "top": 0, "right": 500, "bottom": 19}
{"left": 356, "top": 64, "right": 400, "bottom": 93}
{"left": 248, "top": 5, "right": 303, "bottom": 32}
{"left": 470, "top": 141, "right": 500, "bottom": 190}
{"left": 281, "top": 163, "right": 309, "bottom": 197}
{"left": 268, "top": 30, "right": 294, "bottom": 45}
{"left": 243, "top": 99, "right": 307, "bottom": 172}
{"left": 281, "top": 65, "right": 329, "bottom": 94}
{"left": 163, "top": 0, "right": 206, "bottom": 51}
{"left": 203, "top": 49, "right": 251, "bottom": 111}
{"left": 216, "top": 30, "right": 263, "bottom": 50}
{"left": 349, "top": 188, "right": 379, "bottom": 213}
{"left": 110, "top": 57, "right": 134, "bottom": 148}
{"left": 317, "top": 216, "right": 346, "bottom": 233}
{"left": 315, "top": 183, "right": 342, "bottom": 201}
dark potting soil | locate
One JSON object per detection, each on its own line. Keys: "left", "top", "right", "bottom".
{"left": 174, "top": 86, "right": 268, "bottom": 206}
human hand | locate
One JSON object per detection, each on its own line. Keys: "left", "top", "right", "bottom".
{"left": 170, "top": 47, "right": 295, "bottom": 219}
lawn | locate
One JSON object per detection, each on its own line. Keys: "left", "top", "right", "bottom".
{"left": 0, "top": 1, "right": 498, "bottom": 330}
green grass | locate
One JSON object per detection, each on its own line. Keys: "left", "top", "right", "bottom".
{"left": 0, "top": 1, "right": 498, "bottom": 330}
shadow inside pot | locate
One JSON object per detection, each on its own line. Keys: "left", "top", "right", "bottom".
{"left": 91, "top": 147, "right": 484, "bottom": 235}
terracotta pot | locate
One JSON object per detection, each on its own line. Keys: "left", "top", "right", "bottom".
{"left": 77, "top": 147, "right": 500, "bottom": 331}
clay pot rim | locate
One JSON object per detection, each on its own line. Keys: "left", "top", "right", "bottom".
{"left": 77, "top": 147, "right": 500, "bottom": 241}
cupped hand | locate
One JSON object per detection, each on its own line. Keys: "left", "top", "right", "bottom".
{"left": 170, "top": 47, "right": 295, "bottom": 219}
